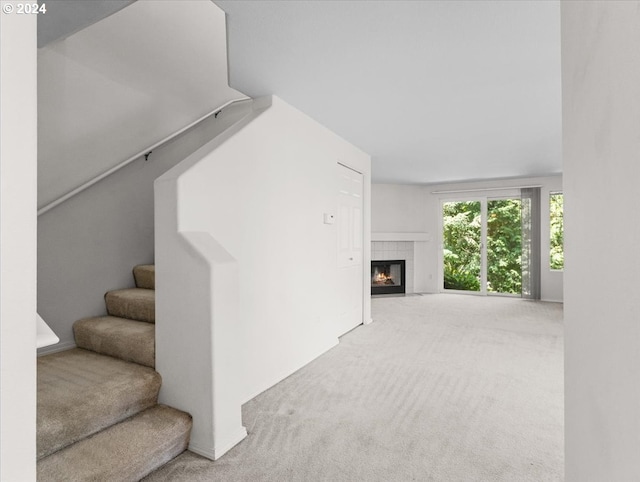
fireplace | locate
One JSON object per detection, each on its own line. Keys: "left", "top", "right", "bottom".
{"left": 371, "top": 260, "right": 406, "bottom": 295}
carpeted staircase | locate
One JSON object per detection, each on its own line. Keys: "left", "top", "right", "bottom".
{"left": 37, "top": 265, "right": 192, "bottom": 481}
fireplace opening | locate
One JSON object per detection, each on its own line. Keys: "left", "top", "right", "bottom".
{"left": 371, "top": 260, "right": 406, "bottom": 295}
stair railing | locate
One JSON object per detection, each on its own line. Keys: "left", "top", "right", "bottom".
{"left": 37, "top": 96, "right": 251, "bottom": 216}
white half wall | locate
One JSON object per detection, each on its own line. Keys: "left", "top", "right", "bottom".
{"left": 372, "top": 175, "right": 563, "bottom": 301}
{"left": 155, "top": 95, "right": 371, "bottom": 459}
{"left": 38, "top": 100, "right": 252, "bottom": 353}
{"left": 38, "top": 0, "right": 245, "bottom": 208}
{"left": 562, "top": 2, "right": 640, "bottom": 480}
{"left": 0, "top": 8, "right": 38, "bottom": 479}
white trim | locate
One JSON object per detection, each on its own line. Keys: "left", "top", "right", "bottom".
{"left": 188, "top": 443, "right": 215, "bottom": 461}
{"left": 440, "top": 196, "right": 530, "bottom": 297}
{"left": 439, "top": 197, "right": 487, "bottom": 295}
{"left": 189, "top": 426, "right": 248, "bottom": 461}
{"left": 372, "top": 232, "right": 430, "bottom": 242}
{"left": 431, "top": 185, "right": 542, "bottom": 194}
{"left": 336, "top": 159, "right": 370, "bottom": 339}
{"left": 480, "top": 199, "right": 488, "bottom": 295}
{"left": 214, "top": 426, "right": 248, "bottom": 459}
{"left": 487, "top": 292, "right": 521, "bottom": 299}
{"left": 337, "top": 161, "right": 363, "bottom": 175}
{"left": 240, "top": 336, "right": 339, "bottom": 405}
{"left": 37, "top": 340, "right": 76, "bottom": 356}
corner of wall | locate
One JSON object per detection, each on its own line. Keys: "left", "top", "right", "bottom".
{"left": 0, "top": 10, "right": 38, "bottom": 480}
{"left": 252, "top": 95, "right": 273, "bottom": 111}
{"left": 156, "top": 94, "right": 372, "bottom": 460}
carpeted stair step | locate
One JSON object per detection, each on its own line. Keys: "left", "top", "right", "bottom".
{"left": 105, "top": 288, "right": 155, "bottom": 323}
{"left": 74, "top": 316, "right": 155, "bottom": 368}
{"left": 37, "top": 404, "right": 192, "bottom": 482}
{"left": 37, "top": 348, "right": 161, "bottom": 459}
{"left": 134, "top": 264, "right": 155, "bottom": 290}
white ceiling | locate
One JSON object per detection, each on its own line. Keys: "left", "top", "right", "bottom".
{"left": 215, "top": 0, "right": 562, "bottom": 184}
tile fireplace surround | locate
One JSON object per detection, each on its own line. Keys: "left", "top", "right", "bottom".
{"left": 371, "top": 241, "right": 414, "bottom": 294}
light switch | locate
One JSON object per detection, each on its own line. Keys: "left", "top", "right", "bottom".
{"left": 323, "top": 213, "right": 335, "bottom": 224}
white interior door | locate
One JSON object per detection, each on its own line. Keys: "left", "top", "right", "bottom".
{"left": 336, "top": 163, "right": 363, "bottom": 335}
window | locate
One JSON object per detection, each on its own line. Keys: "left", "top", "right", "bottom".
{"left": 549, "top": 193, "right": 564, "bottom": 270}
{"left": 487, "top": 198, "right": 522, "bottom": 295}
{"left": 442, "top": 197, "right": 524, "bottom": 295}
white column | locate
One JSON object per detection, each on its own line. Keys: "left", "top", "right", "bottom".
{"left": 0, "top": 5, "right": 38, "bottom": 479}
{"left": 562, "top": 2, "right": 640, "bottom": 480}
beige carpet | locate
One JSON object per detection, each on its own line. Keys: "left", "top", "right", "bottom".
{"left": 145, "top": 294, "right": 564, "bottom": 481}
{"left": 38, "top": 264, "right": 192, "bottom": 480}
{"left": 37, "top": 348, "right": 161, "bottom": 459}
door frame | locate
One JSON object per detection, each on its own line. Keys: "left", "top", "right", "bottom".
{"left": 438, "top": 197, "right": 487, "bottom": 295}
{"left": 486, "top": 194, "right": 524, "bottom": 298}
{"left": 438, "top": 189, "right": 521, "bottom": 296}
{"left": 336, "top": 162, "right": 366, "bottom": 333}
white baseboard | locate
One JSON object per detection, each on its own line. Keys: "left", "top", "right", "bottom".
{"left": 37, "top": 340, "right": 76, "bottom": 357}
{"left": 188, "top": 443, "right": 215, "bottom": 461}
{"left": 189, "top": 426, "right": 248, "bottom": 461}
{"left": 241, "top": 336, "right": 339, "bottom": 404}
{"left": 214, "top": 426, "right": 248, "bottom": 459}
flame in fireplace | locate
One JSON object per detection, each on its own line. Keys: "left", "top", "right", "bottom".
{"left": 373, "top": 268, "right": 395, "bottom": 285}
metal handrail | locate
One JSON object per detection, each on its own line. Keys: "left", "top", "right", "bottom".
{"left": 37, "top": 96, "right": 252, "bottom": 216}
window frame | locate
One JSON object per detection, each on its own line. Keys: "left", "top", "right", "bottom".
{"left": 549, "top": 191, "right": 564, "bottom": 272}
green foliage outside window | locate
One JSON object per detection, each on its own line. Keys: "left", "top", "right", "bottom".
{"left": 443, "top": 199, "right": 522, "bottom": 294}
{"left": 487, "top": 200, "right": 522, "bottom": 294}
{"left": 550, "top": 193, "right": 564, "bottom": 270}
{"left": 443, "top": 201, "right": 481, "bottom": 291}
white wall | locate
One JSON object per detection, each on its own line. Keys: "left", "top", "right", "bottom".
{"left": 371, "top": 184, "right": 432, "bottom": 293}
{"left": 38, "top": 0, "right": 245, "bottom": 208}
{"left": 38, "top": 101, "right": 252, "bottom": 353}
{"left": 0, "top": 8, "right": 38, "bottom": 480}
{"left": 182, "top": 96, "right": 371, "bottom": 404}
{"left": 38, "top": 0, "right": 135, "bottom": 47}
{"left": 372, "top": 184, "right": 430, "bottom": 233}
{"left": 372, "top": 175, "right": 563, "bottom": 301}
{"left": 155, "top": 96, "right": 371, "bottom": 459}
{"left": 562, "top": 2, "right": 640, "bottom": 480}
